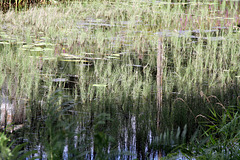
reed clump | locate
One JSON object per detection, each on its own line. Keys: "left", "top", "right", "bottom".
{"left": 0, "top": 0, "right": 240, "bottom": 158}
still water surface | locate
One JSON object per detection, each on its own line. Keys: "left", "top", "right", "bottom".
{"left": 1, "top": 0, "right": 240, "bottom": 159}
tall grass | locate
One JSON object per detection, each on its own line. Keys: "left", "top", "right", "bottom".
{"left": 164, "top": 101, "right": 240, "bottom": 159}
{"left": 0, "top": 0, "right": 240, "bottom": 158}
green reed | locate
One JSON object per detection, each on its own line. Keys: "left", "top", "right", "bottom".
{"left": 1, "top": 0, "right": 239, "bottom": 116}
{"left": 164, "top": 100, "right": 240, "bottom": 159}
{"left": 0, "top": 131, "right": 38, "bottom": 160}
{"left": 0, "top": 0, "right": 240, "bottom": 158}
{"left": 0, "top": 0, "right": 239, "bottom": 121}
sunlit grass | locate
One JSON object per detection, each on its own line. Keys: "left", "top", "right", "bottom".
{"left": 0, "top": 0, "right": 239, "bottom": 119}
{"left": 0, "top": 0, "right": 239, "bottom": 120}
{"left": 0, "top": 0, "right": 240, "bottom": 158}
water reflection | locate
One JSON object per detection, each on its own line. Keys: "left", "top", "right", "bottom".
{"left": 1, "top": 0, "right": 240, "bottom": 159}
{"left": 1, "top": 77, "right": 26, "bottom": 131}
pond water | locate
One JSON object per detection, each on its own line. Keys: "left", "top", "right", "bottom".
{"left": 0, "top": 0, "right": 240, "bottom": 159}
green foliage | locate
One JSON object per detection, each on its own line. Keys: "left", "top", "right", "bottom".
{"left": 93, "top": 113, "right": 118, "bottom": 159}
{"left": 41, "top": 90, "right": 74, "bottom": 160}
{"left": 1, "top": 0, "right": 240, "bottom": 101}
{"left": 0, "top": 132, "right": 37, "bottom": 160}
{"left": 150, "top": 125, "right": 188, "bottom": 158}
{"left": 1, "top": 0, "right": 240, "bottom": 159}
{"left": 0, "top": 132, "right": 12, "bottom": 159}
{"left": 165, "top": 104, "right": 240, "bottom": 159}
{"left": 35, "top": 91, "right": 120, "bottom": 159}
{"left": 195, "top": 105, "right": 240, "bottom": 160}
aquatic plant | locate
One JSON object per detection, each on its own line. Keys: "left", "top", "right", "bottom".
{"left": 0, "top": 131, "right": 37, "bottom": 160}
{"left": 0, "top": 0, "right": 240, "bottom": 158}
{"left": 164, "top": 99, "right": 240, "bottom": 159}
{"left": 192, "top": 103, "right": 240, "bottom": 159}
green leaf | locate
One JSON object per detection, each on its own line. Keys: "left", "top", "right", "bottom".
{"left": 18, "top": 150, "right": 38, "bottom": 160}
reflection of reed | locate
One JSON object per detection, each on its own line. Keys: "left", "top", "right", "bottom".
{"left": 157, "top": 36, "right": 164, "bottom": 130}
{"left": 0, "top": 76, "right": 26, "bottom": 131}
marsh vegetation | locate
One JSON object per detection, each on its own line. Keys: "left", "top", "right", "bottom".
{"left": 0, "top": 0, "right": 240, "bottom": 159}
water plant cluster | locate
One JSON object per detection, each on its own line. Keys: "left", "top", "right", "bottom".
{"left": 161, "top": 97, "right": 240, "bottom": 159}
{"left": 0, "top": 0, "right": 240, "bottom": 159}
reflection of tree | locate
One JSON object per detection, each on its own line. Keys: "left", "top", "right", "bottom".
{"left": 157, "top": 36, "right": 164, "bottom": 130}
{"left": 0, "top": 75, "right": 26, "bottom": 129}
{"left": 136, "top": 115, "right": 148, "bottom": 160}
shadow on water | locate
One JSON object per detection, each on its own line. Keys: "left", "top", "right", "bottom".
{"left": 1, "top": 30, "right": 240, "bottom": 160}
{"left": 9, "top": 80, "right": 239, "bottom": 159}
{"left": 1, "top": 55, "right": 239, "bottom": 159}
{"left": 1, "top": 35, "right": 240, "bottom": 159}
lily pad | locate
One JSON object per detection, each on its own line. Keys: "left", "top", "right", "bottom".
{"left": 19, "top": 48, "right": 28, "bottom": 51}
{"left": 30, "top": 47, "right": 44, "bottom": 52}
{"left": 9, "top": 39, "right": 17, "bottom": 43}
{"left": 52, "top": 78, "right": 68, "bottom": 82}
{"left": 22, "top": 45, "right": 34, "bottom": 48}
{"left": 0, "top": 41, "right": 10, "bottom": 45}
{"left": 106, "top": 56, "right": 119, "bottom": 59}
{"left": 34, "top": 43, "right": 47, "bottom": 47}
{"left": 93, "top": 84, "right": 107, "bottom": 87}
{"left": 42, "top": 57, "right": 57, "bottom": 60}
{"left": 61, "top": 59, "right": 89, "bottom": 62}
{"left": 1, "top": 35, "right": 10, "bottom": 39}
{"left": 16, "top": 41, "right": 27, "bottom": 45}
{"left": 44, "top": 48, "right": 54, "bottom": 51}
{"left": 84, "top": 53, "right": 94, "bottom": 55}
{"left": 0, "top": 32, "right": 6, "bottom": 35}
{"left": 112, "top": 54, "right": 120, "bottom": 57}
{"left": 40, "top": 37, "right": 51, "bottom": 41}
{"left": 61, "top": 53, "right": 82, "bottom": 59}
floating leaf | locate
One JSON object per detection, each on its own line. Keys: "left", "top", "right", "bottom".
{"left": 44, "top": 48, "right": 54, "bottom": 51}
{"left": 93, "top": 84, "right": 107, "bottom": 87}
{"left": 112, "top": 54, "right": 120, "bottom": 57}
{"left": 42, "top": 57, "right": 57, "bottom": 60}
{"left": 30, "top": 47, "right": 44, "bottom": 52}
{"left": 106, "top": 56, "right": 119, "bottom": 59}
{"left": 77, "top": 63, "right": 93, "bottom": 67}
{"left": 0, "top": 41, "right": 10, "bottom": 45}
{"left": 0, "top": 35, "right": 10, "bottom": 39}
{"left": 16, "top": 41, "right": 26, "bottom": 45}
{"left": 86, "top": 57, "right": 104, "bottom": 60}
{"left": 61, "top": 59, "right": 89, "bottom": 62}
{"left": 22, "top": 45, "right": 33, "bottom": 48}
{"left": 127, "top": 64, "right": 142, "bottom": 67}
{"left": 19, "top": 48, "right": 28, "bottom": 51}
{"left": 40, "top": 37, "right": 51, "bottom": 40}
{"left": 49, "top": 0, "right": 58, "bottom": 4}
{"left": 9, "top": 39, "right": 17, "bottom": 43}
{"left": 34, "top": 43, "right": 47, "bottom": 47}
{"left": 52, "top": 78, "right": 68, "bottom": 82}
{"left": 61, "top": 53, "right": 74, "bottom": 57}
{"left": 61, "top": 53, "right": 82, "bottom": 59}
{"left": 84, "top": 53, "right": 94, "bottom": 55}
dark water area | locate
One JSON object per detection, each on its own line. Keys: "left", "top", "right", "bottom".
{"left": 4, "top": 51, "right": 239, "bottom": 159}
{"left": 0, "top": 0, "right": 240, "bottom": 159}
{"left": 9, "top": 79, "right": 239, "bottom": 159}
